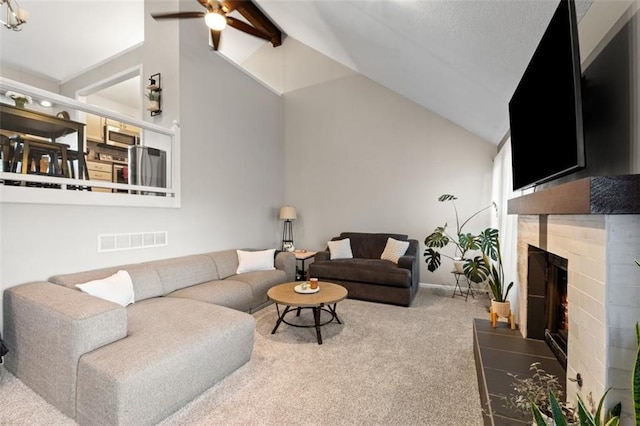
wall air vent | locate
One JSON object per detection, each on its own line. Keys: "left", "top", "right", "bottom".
{"left": 98, "top": 231, "right": 168, "bottom": 253}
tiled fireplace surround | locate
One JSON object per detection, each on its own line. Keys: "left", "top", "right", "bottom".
{"left": 512, "top": 184, "right": 640, "bottom": 422}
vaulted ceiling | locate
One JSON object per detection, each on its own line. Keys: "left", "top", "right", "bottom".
{"left": 0, "top": 0, "right": 592, "bottom": 145}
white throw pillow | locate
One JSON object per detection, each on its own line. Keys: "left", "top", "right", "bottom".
{"left": 380, "top": 237, "right": 410, "bottom": 264}
{"left": 75, "top": 270, "right": 135, "bottom": 307}
{"left": 328, "top": 238, "right": 353, "bottom": 260}
{"left": 236, "top": 249, "right": 276, "bottom": 274}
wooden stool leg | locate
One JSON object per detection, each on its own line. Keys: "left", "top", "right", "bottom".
{"left": 489, "top": 306, "right": 496, "bottom": 328}
{"left": 509, "top": 311, "right": 516, "bottom": 330}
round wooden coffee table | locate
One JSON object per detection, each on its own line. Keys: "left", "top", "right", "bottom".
{"left": 267, "top": 281, "right": 348, "bottom": 344}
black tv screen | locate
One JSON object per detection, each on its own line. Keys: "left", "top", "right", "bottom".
{"left": 509, "top": 0, "right": 585, "bottom": 191}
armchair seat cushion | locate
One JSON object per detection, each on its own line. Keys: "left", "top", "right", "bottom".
{"left": 310, "top": 259, "right": 411, "bottom": 288}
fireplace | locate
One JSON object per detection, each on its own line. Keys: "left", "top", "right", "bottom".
{"left": 509, "top": 175, "right": 640, "bottom": 422}
{"left": 526, "top": 245, "right": 568, "bottom": 369}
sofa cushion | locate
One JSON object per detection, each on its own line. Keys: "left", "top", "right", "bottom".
{"left": 50, "top": 263, "right": 164, "bottom": 303}
{"left": 229, "top": 269, "right": 289, "bottom": 310}
{"left": 151, "top": 254, "right": 219, "bottom": 294}
{"left": 380, "top": 237, "right": 410, "bottom": 264}
{"left": 336, "top": 232, "right": 408, "bottom": 259}
{"left": 328, "top": 238, "right": 353, "bottom": 260}
{"left": 206, "top": 249, "right": 240, "bottom": 279}
{"left": 310, "top": 259, "right": 411, "bottom": 288}
{"left": 76, "top": 297, "right": 255, "bottom": 426}
{"left": 167, "top": 279, "right": 253, "bottom": 313}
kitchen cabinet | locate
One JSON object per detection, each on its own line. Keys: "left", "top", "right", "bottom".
{"left": 86, "top": 113, "right": 104, "bottom": 142}
{"left": 105, "top": 118, "right": 139, "bottom": 136}
{"left": 86, "top": 160, "right": 112, "bottom": 192}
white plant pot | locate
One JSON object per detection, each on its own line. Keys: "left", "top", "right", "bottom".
{"left": 491, "top": 299, "right": 511, "bottom": 318}
{"left": 453, "top": 259, "right": 465, "bottom": 274}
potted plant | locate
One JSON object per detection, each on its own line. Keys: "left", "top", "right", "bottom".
{"left": 464, "top": 227, "right": 514, "bottom": 321}
{"left": 531, "top": 389, "right": 619, "bottom": 426}
{"left": 146, "top": 90, "right": 160, "bottom": 112}
{"left": 5, "top": 91, "right": 32, "bottom": 108}
{"left": 424, "top": 194, "right": 496, "bottom": 274}
{"left": 501, "top": 362, "right": 573, "bottom": 423}
{"left": 502, "top": 362, "right": 621, "bottom": 425}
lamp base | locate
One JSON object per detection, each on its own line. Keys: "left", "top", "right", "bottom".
{"left": 281, "top": 219, "right": 294, "bottom": 251}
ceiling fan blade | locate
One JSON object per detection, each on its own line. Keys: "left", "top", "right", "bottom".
{"left": 234, "top": 1, "right": 282, "bottom": 47}
{"left": 226, "top": 16, "right": 271, "bottom": 42}
{"left": 209, "top": 29, "right": 222, "bottom": 51}
{"left": 152, "top": 11, "right": 206, "bottom": 20}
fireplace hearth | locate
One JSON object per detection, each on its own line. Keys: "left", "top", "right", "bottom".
{"left": 527, "top": 246, "right": 568, "bottom": 369}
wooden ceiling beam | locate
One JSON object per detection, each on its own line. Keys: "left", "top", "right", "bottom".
{"left": 231, "top": 1, "right": 282, "bottom": 47}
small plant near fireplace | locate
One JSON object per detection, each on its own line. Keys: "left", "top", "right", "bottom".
{"left": 530, "top": 389, "right": 620, "bottom": 426}
{"left": 502, "top": 362, "right": 622, "bottom": 425}
{"left": 501, "top": 362, "right": 572, "bottom": 421}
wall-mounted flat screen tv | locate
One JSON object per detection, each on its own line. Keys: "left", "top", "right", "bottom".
{"left": 509, "top": 0, "right": 585, "bottom": 191}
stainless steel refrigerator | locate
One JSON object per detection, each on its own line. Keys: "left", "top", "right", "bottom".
{"left": 128, "top": 146, "right": 167, "bottom": 195}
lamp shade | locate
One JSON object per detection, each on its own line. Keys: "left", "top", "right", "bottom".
{"left": 279, "top": 206, "right": 297, "bottom": 220}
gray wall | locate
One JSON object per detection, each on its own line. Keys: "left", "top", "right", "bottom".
{"left": 0, "top": 3, "right": 283, "bottom": 332}
{"left": 282, "top": 73, "right": 496, "bottom": 285}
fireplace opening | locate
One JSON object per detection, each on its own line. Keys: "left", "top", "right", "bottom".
{"left": 527, "top": 246, "right": 568, "bottom": 369}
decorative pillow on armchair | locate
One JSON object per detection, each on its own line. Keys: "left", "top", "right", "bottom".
{"left": 380, "top": 237, "right": 410, "bottom": 264}
{"left": 328, "top": 238, "right": 353, "bottom": 260}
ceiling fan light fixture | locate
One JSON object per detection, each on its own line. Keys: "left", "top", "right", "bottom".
{"left": 205, "top": 11, "right": 226, "bottom": 31}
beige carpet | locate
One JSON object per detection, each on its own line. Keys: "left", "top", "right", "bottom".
{"left": 0, "top": 285, "right": 489, "bottom": 425}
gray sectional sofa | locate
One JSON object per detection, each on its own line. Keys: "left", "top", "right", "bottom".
{"left": 2, "top": 249, "right": 295, "bottom": 425}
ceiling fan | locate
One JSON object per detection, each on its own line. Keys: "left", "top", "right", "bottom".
{"left": 152, "top": 0, "right": 283, "bottom": 51}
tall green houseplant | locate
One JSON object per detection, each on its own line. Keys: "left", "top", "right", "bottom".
{"left": 464, "top": 227, "right": 513, "bottom": 303}
{"left": 424, "top": 194, "right": 496, "bottom": 273}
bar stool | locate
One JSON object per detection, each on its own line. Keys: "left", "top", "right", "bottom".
{"left": 66, "top": 149, "right": 90, "bottom": 180}
{"left": 0, "top": 134, "right": 18, "bottom": 172}
{"left": 66, "top": 149, "right": 92, "bottom": 191}
{"left": 19, "top": 139, "right": 71, "bottom": 178}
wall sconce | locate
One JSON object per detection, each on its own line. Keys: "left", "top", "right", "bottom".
{"left": 279, "top": 205, "right": 297, "bottom": 251}
{"left": 146, "top": 73, "right": 162, "bottom": 117}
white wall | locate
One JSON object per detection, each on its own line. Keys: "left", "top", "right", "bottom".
{"left": 0, "top": 2, "right": 283, "bottom": 332}
{"left": 247, "top": 40, "right": 496, "bottom": 285}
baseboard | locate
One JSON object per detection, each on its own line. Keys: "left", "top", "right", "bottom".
{"left": 418, "top": 282, "right": 453, "bottom": 289}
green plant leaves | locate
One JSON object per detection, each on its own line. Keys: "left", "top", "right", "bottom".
{"left": 424, "top": 227, "right": 449, "bottom": 248}
{"left": 530, "top": 403, "right": 549, "bottom": 426}
{"left": 423, "top": 248, "right": 441, "bottom": 273}
{"left": 438, "top": 194, "right": 457, "bottom": 202}
{"left": 549, "top": 391, "right": 569, "bottom": 426}
{"left": 458, "top": 232, "right": 479, "bottom": 253}
{"left": 463, "top": 255, "right": 489, "bottom": 283}
{"left": 479, "top": 228, "right": 500, "bottom": 261}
